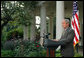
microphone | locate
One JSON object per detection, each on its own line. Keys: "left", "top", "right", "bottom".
{"left": 44, "top": 33, "right": 51, "bottom": 39}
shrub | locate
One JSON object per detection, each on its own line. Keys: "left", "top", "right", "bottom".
{"left": 14, "top": 40, "right": 46, "bottom": 57}
{"left": 56, "top": 53, "right": 61, "bottom": 57}
{"left": 24, "top": 48, "right": 46, "bottom": 57}
{"left": 74, "top": 51, "right": 83, "bottom": 57}
{"left": 3, "top": 40, "right": 15, "bottom": 50}
{"left": 24, "top": 49, "right": 46, "bottom": 57}
{"left": 6, "top": 28, "right": 23, "bottom": 41}
{"left": 1, "top": 28, "right": 8, "bottom": 45}
{"left": 55, "top": 50, "right": 61, "bottom": 57}
{"left": 26, "top": 51, "right": 39, "bottom": 57}
{"left": 55, "top": 50, "right": 83, "bottom": 57}
{"left": 1, "top": 50, "right": 15, "bottom": 57}
{"left": 39, "top": 49, "right": 47, "bottom": 57}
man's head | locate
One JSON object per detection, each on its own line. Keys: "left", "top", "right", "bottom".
{"left": 62, "top": 18, "right": 70, "bottom": 29}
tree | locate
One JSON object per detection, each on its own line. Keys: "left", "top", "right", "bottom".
{"left": 23, "top": 1, "right": 37, "bottom": 41}
{"left": 1, "top": 1, "right": 38, "bottom": 41}
{"left": 13, "top": 1, "right": 38, "bottom": 40}
{"left": 1, "top": 1, "right": 16, "bottom": 33}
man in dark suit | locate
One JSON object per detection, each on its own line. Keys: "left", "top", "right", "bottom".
{"left": 54, "top": 18, "right": 75, "bottom": 57}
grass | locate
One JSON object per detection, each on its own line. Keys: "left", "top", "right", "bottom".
{"left": 55, "top": 50, "right": 61, "bottom": 57}
{"left": 74, "top": 50, "right": 83, "bottom": 57}
{"left": 55, "top": 50, "right": 83, "bottom": 57}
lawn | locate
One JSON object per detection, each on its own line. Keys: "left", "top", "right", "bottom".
{"left": 55, "top": 50, "right": 83, "bottom": 57}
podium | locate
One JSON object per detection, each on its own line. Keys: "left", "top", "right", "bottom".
{"left": 43, "top": 38, "right": 60, "bottom": 57}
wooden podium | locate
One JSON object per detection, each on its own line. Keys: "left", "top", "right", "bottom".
{"left": 46, "top": 48, "right": 55, "bottom": 57}
{"left": 43, "top": 38, "right": 60, "bottom": 57}
{"left": 43, "top": 33, "right": 59, "bottom": 57}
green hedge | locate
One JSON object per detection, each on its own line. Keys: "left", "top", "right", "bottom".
{"left": 14, "top": 40, "right": 46, "bottom": 57}
{"left": 1, "top": 25, "right": 23, "bottom": 45}
{"left": 1, "top": 50, "right": 15, "bottom": 57}
{"left": 6, "top": 28, "right": 23, "bottom": 40}
{"left": 55, "top": 50, "right": 83, "bottom": 57}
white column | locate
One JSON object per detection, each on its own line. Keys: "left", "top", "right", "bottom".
{"left": 81, "top": 19, "right": 83, "bottom": 46}
{"left": 23, "top": 25, "right": 28, "bottom": 40}
{"left": 56, "top": 1, "right": 64, "bottom": 40}
{"left": 30, "top": 15, "right": 36, "bottom": 41}
{"left": 40, "top": 4, "right": 46, "bottom": 37}
{"left": 80, "top": 18, "right": 83, "bottom": 46}
{"left": 49, "top": 16, "right": 53, "bottom": 39}
{"left": 40, "top": 4, "right": 46, "bottom": 45}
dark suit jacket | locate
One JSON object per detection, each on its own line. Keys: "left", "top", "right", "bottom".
{"left": 59, "top": 27, "right": 75, "bottom": 57}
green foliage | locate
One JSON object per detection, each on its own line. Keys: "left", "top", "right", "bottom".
{"left": 1, "top": 21, "right": 23, "bottom": 48}
{"left": 14, "top": 5, "right": 32, "bottom": 26}
{"left": 1, "top": 50, "right": 15, "bottom": 57}
{"left": 3, "top": 40, "right": 15, "bottom": 50}
{"left": 6, "top": 27, "right": 23, "bottom": 40}
{"left": 1, "top": 1, "right": 48, "bottom": 57}
{"left": 14, "top": 1, "right": 37, "bottom": 26}
{"left": 23, "top": 1, "right": 37, "bottom": 11}
{"left": 55, "top": 50, "right": 61, "bottom": 57}
{"left": 1, "top": 27, "right": 8, "bottom": 44}
{"left": 27, "top": 52, "right": 39, "bottom": 57}
{"left": 26, "top": 49, "right": 46, "bottom": 57}
{"left": 74, "top": 51, "right": 83, "bottom": 57}
{"left": 56, "top": 53, "right": 61, "bottom": 57}
{"left": 39, "top": 49, "right": 47, "bottom": 57}
{"left": 1, "top": 1, "right": 18, "bottom": 30}
{"left": 55, "top": 50, "right": 83, "bottom": 57}
{"left": 14, "top": 40, "right": 46, "bottom": 57}
{"left": 1, "top": 1, "right": 37, "bottom": 29}
{"left": 1, "top": 1, "right": 24, "bottom": 43}
{"left": 1, "top": 1, "right": 37, "bottom": 42}
{"left": 2, "top": 38, "right": 47, "bottom": 57}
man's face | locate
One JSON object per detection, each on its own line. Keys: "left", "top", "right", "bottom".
{"left": 62, "top": 20, "right": 68, "bottom": 29}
